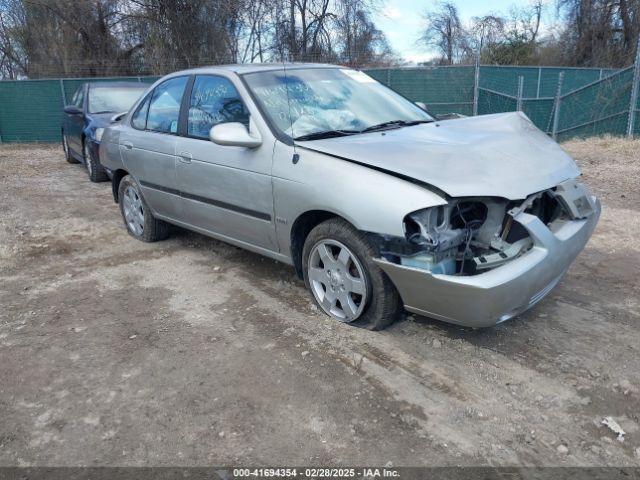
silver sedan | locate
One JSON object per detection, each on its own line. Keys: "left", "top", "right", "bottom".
{"left": 99, "top": 64, "right": 600, "bottom": 330}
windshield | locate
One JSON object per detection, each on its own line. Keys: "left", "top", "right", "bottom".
{"left": 88, "top": 86, "right": 146, "bottom": 114}
{"left": 243, "top": 67, "right": 434, "bottom": 140}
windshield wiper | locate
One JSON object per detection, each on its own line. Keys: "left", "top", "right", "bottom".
{"left": 294, "top": 129, "right": 360, "bottom": 141}
{"left": 361, "top": 119, "right": 433, "bottom": 133}
{"left": 293, "top": 119, "right": 433, "bottom": 141}
{"left": 90, "top": 110, "right": 115, "bottom": 114}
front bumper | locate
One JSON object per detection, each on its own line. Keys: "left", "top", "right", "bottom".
{"left": 374, "top": 197, "right": 601, "bottom": 328}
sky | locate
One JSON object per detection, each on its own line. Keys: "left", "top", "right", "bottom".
{"left": 373, "top": 0, "right": 552, "bottom": 64}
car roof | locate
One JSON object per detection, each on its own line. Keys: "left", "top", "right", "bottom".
{"left": 86, "top": 81, "right": 148, "bottom": 88}
{"left": 170, "top": 62, "right": 344, "bottom": 76}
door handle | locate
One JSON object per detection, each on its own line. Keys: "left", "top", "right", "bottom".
{"left": 122, "top": 141, "right": 133, "bottom": 150}
{"left": 178, "top": 151, "right": 193, "bottom": 163}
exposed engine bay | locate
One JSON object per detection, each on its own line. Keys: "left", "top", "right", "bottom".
{"left": 373, "top": 179, "right": 596, "bottom": 276}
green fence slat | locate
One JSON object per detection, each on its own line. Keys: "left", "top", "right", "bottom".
{"left": 366, "top": 66, "right": 475, "bottom": 116}
{"left": 0, "top": 76, "right": 159, "bottom": 143}
{"left": 0, "top": 80, "right": 63, "bottom": 142}
{"left": 0, "top": 68, "right": 632, "bottom": 143}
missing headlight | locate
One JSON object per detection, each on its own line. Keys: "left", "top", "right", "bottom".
{"left": 400, "top": 200, "right": 492, "bottom": 275}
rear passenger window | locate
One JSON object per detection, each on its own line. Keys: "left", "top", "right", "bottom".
{"left": 131, "top": 95, "right": 151, "bottom": 130}
{"left": 188, "top": 75, "right": 249, "bottom": 139}
{"left": 146, "top": 76, "right": 188, "bottom": 134}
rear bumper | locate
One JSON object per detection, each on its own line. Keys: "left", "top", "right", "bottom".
{"left": 374, "top": 197, "right": 600, "bottom": 328}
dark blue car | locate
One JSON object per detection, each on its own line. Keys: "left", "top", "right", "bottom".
{"left": 61, "top": 82, "right": 148, "bottom": 182}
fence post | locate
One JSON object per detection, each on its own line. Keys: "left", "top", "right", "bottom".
{"left": 552, "top": 71, "right": 565, "bottom": 140}
{"left": 472, "top": 51, "right": 480, "bottom": 116}
{"left": 59, "top": 78, "right": 67, "bottom": 107}
{"left": 516, "top": 76, "right": 524, "bottom": 111}
{"left": 536, "top": 67, "right": 542, "bottom": 98}
{"left": 386, "top": 68, "right": 391, "bottom": 87}
{"left": 626, "top": 36, "right": 640, "bottom": 138}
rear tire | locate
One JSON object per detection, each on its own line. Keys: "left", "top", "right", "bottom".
{"left": 62, "top": 132, "right": 79, "bottom": 164}
{"left": 302, "top": 218, "right": 401, "bottom": 330}
{"left": 84, "top": 140, "right": 108, "bottom": 183}
{"left": 118, "top": 175, "right": 170, "bottom": 242}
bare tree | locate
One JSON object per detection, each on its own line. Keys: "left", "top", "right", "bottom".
{"left": 335, "top": 0, "right": 396, "bottom": 67}
{"left": 0, "top": 0, "right": 399, "bottom": 79}
{"left": 419, "top": 2, "right": 470, "bottom": 65}
{"left": 557, "top": 0, "right": 639, "bottom": 67}
{"left": 472, "top": 2, "right": 550, "bottom": 65}
{"left": 0, "top": 0, "right": 29, "bottom": 78}
{"left": 470, "top": 14, "right": 505, "bottom": 54}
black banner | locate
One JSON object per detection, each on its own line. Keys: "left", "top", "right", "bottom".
{"left": 0, "top": 467, "right": 638, "bottom": 480}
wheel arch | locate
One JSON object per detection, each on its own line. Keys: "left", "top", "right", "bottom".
{"left": 111, "top": 169, "right": 129, "bottom": 203}
{"left": 290, "top": 209, "right": 354, "bottom": 279}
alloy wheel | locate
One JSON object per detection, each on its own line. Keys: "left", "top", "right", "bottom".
{"left": 122, "top": 185, "right": 144, "bottom": 236}
{"left": 308, "top": 239, "right": 368, "bottom": 322}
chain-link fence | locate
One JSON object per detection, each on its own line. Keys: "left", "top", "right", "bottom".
{"left": 474, "top": 65, "right": 640, "bottom": 140}
{"left": 1, "top": 60, "right": 639, "bottom": 143}
{"left": 368, "top": 63, "right": 640, "bottom": 140}
{"left": 554, "top": 67, "right": 636, "bottom": 140}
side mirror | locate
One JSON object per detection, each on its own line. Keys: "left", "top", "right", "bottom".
{"left": 64, "top": 105, "right": 82, "bottom": 115}
{"left": 209, "top": 122, "right": 262, "bottom": 148}
{"left": 110, "top": 111, "right": 127, "bottom": 123}
{"left": 415, "top": 101, "right": 428, "bottom": 111}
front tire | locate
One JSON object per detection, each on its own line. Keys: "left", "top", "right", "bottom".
{"left": 84, "top": 140, "right": 108, "bottom": 183}
{"left": 118, "top": 175, "right": 170, "bottom": 242}
{"left": 302, "top": 218, "right": 401, "bottom": 330}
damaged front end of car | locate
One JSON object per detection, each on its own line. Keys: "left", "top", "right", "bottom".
{"left": 371, "top": 178, "right": 600, "bottom": 327}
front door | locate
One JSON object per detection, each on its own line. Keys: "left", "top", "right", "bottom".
{"left": 175, "top": 74, "right": 276, "bottom": 250}
{"left": 119, "top": 76, "right": 189, "bottom": 221}
{"left": 66, "top": 86, "right": 85, "bottom": 153}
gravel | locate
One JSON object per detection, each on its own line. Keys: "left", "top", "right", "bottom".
{"left": 0, "top": 141, "right": 639, "bottom": 467}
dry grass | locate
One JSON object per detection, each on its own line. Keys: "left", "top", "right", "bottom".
{"left": 561, "top": 136, "right": 640, "bottom": 208}
{"left": 0, "top": 143, "right": 61, "bottom": 178}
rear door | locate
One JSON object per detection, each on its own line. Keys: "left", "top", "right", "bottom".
{"left": 119, "top": 76, "right": 189, "bottom": 220}
{"left": 174, "top": 74, "right": 276, "bottom": 250}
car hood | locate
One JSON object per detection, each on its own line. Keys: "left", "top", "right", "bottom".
{"left": 296, "top": 112, "right": 580, "bottom": 200}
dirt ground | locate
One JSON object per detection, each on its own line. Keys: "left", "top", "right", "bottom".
{"left": 0, "top": 137, "right": 639, "bottom": 467}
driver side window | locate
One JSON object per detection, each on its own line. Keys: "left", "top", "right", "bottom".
{"left": 187, "top": 75, "right": 249, "bottom": 139}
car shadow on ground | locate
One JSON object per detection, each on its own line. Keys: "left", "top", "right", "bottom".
{"left": 167, "top": 223, "right": 547, "bottom": 349}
